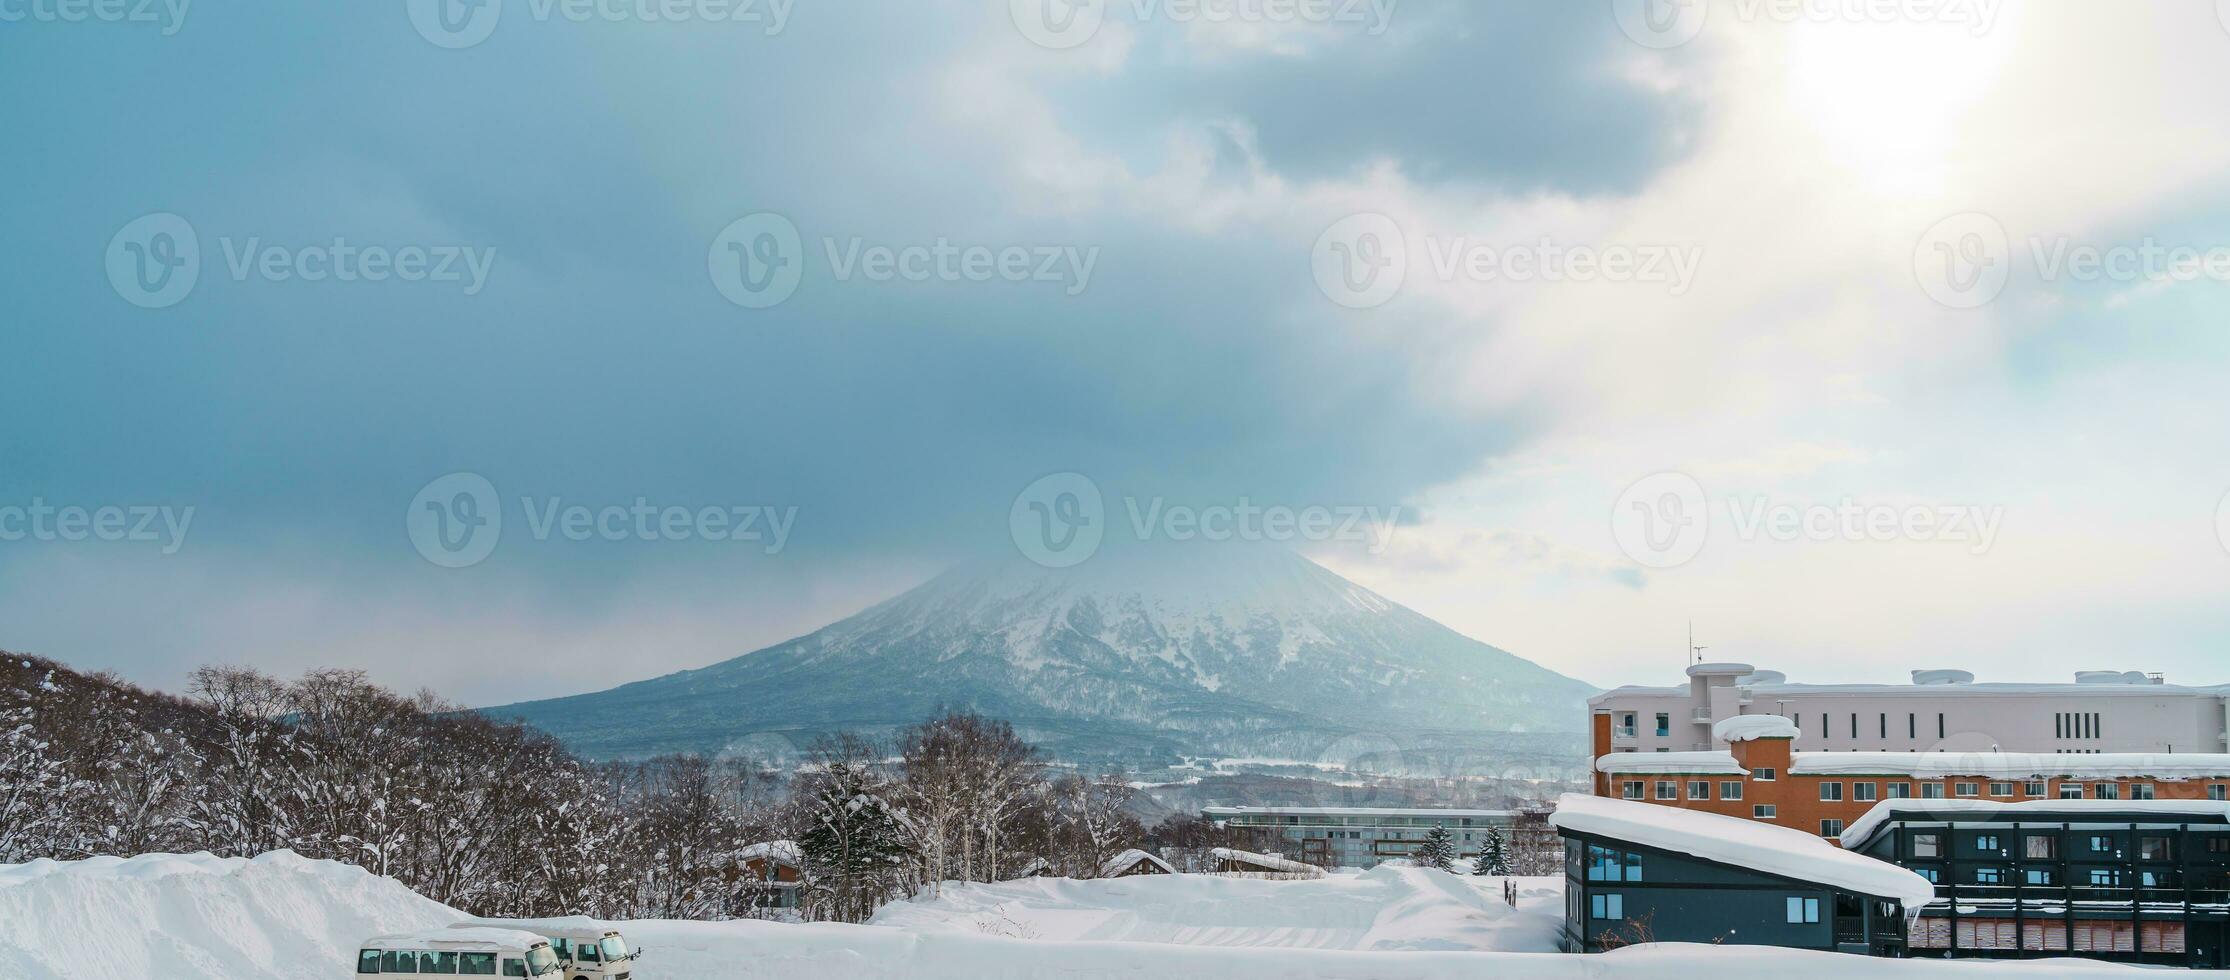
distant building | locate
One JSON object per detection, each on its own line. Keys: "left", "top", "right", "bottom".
{"left": 727, "top": 840, "right": 803, "bottom": 910}
{"left": 1101, "top": 849, "right": 1176, "bottom": 877}
{"left": 1550, "top": 793, "right": 1932, "bottom": 956}
{"left": 1593, "top": 662, "right": 2229, "bottom": 754}
{"left": 1207, "top": 847, "right": 1325, "bottom": 878}
{"left": 1201, "top": 805, "right": 1514, "bottom": 869}
{"left": 1592, "top": 715, "right": 2230, "bottom": 841}
{"left": 1840, "top": 799, "right": 2230, "bottom": 968}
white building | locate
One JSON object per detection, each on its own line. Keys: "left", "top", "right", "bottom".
{"left": 1593, "top": 663, "right": 2230, "bottom": 755}
{"left": 1201, "top": 805, "right": 1514, "bottom": 869}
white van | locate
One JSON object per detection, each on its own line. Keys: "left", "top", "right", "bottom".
{"left": 452, "top": 920, "right": 638, "bottom": 980}
{"left": 356, "top": 927, "right": 563, "bottom": 977}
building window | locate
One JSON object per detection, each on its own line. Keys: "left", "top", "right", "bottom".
{"left": 1912, "top": 833, "right": 1943, "bottom": 859}
{"left": 1586, "top": 845, "right": 1644, "bottom": 882}
{"left": 2024, "top": 834, "right": 2057, "bottom": 859}
{"left": 1921, "top": 783, "right": 1946, "bottom": 799}
{"left": 1688, "top": 780, "right": 1710, "bottom": 800}
{"left": 2141, "top": 836, "right": 2173, "bottom": 861}
{"left": 2086, "top": 835, "right": 2117, "bottom": 855}
{"left": 1622, "top": 781, "right": 1643, "bottom": 800}
{"left": 1786, "top": 897, "right": 1820, "bottom": 924}
{"left": 1954, "top": 782, "right": 1979, "bottom": 798}
{"left": 1908, "top": 713, "right": 1916, "bottom": 739}
{"left": 1821, "top": 819, "right": 1844, "bottom": 838}
{"left": 1879, "top": 713, "right": 1887, "bottom": 739}
{"left": 1754, "top": 804, "right": 1777, "bottom": 820}
{"left": 2025, "top": 868, "right": 2057, "bottom": 886}
{"left": 1988, "top": 782, "right": 2013, "bottom": 797}
{"left": 2207, "top": 838, "right": 2230, "bottom": 855}
{"left": 1937, "top": 713, "right": 1945, "bottom": 739}
{"left": 1850, "top": 713, "right": 1858, "bottom": 739}
{"left": 1617, "top": 713, "right": 1636, "bottom": 737}
{"left": 2209, "top": 784, "right": 2228, "bottom": 802}
{"left": 1853, "top": 782, "right": 1877, "bottom": 802}
{"left": 1976, "top": 834, "right": 2002, "bottom": 852}
{"left": 1655, "top": 781, "right": 1678, "bottom": 800}
{"left": 1914, "top": 866, "right": 1940, "bottom": 883}
{"left": 2095, "top": 783, "right": 2121, "bottom": 800}
{"left": 1975, "top": 867, "right": 2005, "bottom": 884}
{"left": 1720, "top": 781, "right": 1744, "bottom": 801}
{"left": 1754, "top": 767, "right": 1776, "bottom": 781}
{"left": 1820, "top": 782, "right": 1843, "bottom": 802}
{"left": 2059, "top": 783, "right": 2085, "bottom": 800}
{"left": 2132, "top": 783, "right": 2156, "bottom": 801}
{"left": 1655, "top": 713, "right": 1670, "bottom": 737}
{"left": 2089, "top": 868, "right": 2123, "bottom": 887}
{"left": 1886, "top": 782, "right": 1911, "bottom": 799}
{"left": 2023, "top": 781, "right": 2045, "bottom": 797}
{"left": 1590, "top": 893, "right": 1624, "bottom": 921}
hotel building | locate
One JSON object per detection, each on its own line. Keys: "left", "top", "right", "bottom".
{"left": 1593, "top": 662, "right": 2230, "bottom": 755}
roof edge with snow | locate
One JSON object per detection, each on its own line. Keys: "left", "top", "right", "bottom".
{"left": 1549, "top": 793, "right": 1935, "bottom": 907}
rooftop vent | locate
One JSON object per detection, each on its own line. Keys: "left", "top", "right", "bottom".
{"left": 2075, "top": 670, "right": 2156, "bottom": 685}
{"left": 1911, "top": 669, "right": 1973, "bottom": 686}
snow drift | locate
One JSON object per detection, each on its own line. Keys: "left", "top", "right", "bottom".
{"left": 0, "top": 851, "right": 457, "bottom": 980}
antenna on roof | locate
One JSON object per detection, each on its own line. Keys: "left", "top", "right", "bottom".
{"left": 1688, "top": 620, "right": 1707, "bottom": 666}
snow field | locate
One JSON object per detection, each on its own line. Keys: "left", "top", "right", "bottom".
{"left": 0, "top": 850, "right": 2178, "bottom": 979}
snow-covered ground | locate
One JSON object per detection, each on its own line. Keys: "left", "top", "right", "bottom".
{"left": 1, "top": 851, "right": 2183, "bottom": 979}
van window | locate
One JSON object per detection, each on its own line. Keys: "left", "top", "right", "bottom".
{"left": 359, "top": 950, "right": 383, "bottom": 974}
{"left": 575, "top": 944, "right": 600, "bottom": 963}
{"left": 460, "top": 953, "right": 498, "bottom": 976}
{"left": 431, "top": 951, "right": 460, "bottom": 974}
{"left": 503, "top": 959, "right": 527, "bottom": 978}
{"left": 384, "top": 951, "right": 413, "bottom": 972}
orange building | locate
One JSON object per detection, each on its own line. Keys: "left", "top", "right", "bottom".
{"left": 1592, "top": 710, "right": 2230, "bottom": 841}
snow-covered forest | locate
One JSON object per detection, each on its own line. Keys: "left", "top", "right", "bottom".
{"left": 0, "top": 653, "right": 1163, "bottom": 923}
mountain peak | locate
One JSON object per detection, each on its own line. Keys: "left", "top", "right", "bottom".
{"left": 487, "top": 545, "right": 1595, "bottom": 764}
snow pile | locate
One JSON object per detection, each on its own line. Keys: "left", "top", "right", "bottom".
{"left": 870, "top": 864, "right": 1565, "bottom": 952}
{"left": 0, "top": 850, "right": 458, "bottom": 980}
{"left": 1596, "top": 751, "right": 1748, "bottom": 775}
{"left": 1715, "top": 714, "right": 1799, "bottom": 742}
{"left": 1549, "top": 794, "right": 1935, "bottom": 906}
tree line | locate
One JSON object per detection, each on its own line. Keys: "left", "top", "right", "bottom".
{"left": 0, "top": 654, "right": 1156, "bottom": 923}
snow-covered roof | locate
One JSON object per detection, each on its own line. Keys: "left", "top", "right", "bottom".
{"left": 1840, "top": 799, "right": 2230, "bottom": 852}
{"left": 1549, "top": 793, "right": 1935, "bottom": 906}
{"left": 1208, "top": 847, "right": 1323, "bottom": 876}
{"left": 452, "top": 918, "right": 622, "bottom": 941}
{"left": 1594, "top": 752, "right": 1748, "bottom": 776}
{"left": 738, "top": 840, "right": 803, "bottom": 866}
{"left": 367, "top": 927, "right": 548, "bottom": 950}
{"left": 1713, "top": 714, "right": 1797, "bottom": 742}
{"left": 1790, "top": 752, "right": 2230, "bottom": 781}
{"left": 1099, "top": 849, "right": 1175, "bottom": 877}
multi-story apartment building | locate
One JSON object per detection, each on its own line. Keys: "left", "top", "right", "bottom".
{"left": 1594, "top": 662, "right": 2230, "bottom": 755}
{"left": 1841, "top": 799, "right": 2230, "bottom": 968}
{"left": 1200, "top": 805, "right": 1513, "bottom": 869}
{"left": 1591, "top": 716, "right": 2230, "bottom": 842}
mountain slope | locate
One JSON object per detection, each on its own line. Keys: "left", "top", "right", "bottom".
{"left": 486, "top": 546, "right": 1595, "bottom": 764}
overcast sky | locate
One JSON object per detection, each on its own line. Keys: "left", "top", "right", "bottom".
{"left": 3, "top": 1, "right": 2228, "bottom": 706}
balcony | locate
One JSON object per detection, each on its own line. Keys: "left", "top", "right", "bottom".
{"left": 1690, "top": 707, "right": 1714, "bottom": 724}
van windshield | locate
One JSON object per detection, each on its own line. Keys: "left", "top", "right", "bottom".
{"left": 526, "top": 946, "right": 562, "bottom": 975}
{"left": 598, "top": 936, "right": 631, "bottom": 961}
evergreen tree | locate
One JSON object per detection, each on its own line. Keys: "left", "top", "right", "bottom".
{"left": 1472, "top": 826, "right": 1510, "bottom": 876}
{"left": 797, "top": 735, "right": 916, "bottom": 923}
{"left": 1415, "top": 822, "right": 1456, "bottom": 872}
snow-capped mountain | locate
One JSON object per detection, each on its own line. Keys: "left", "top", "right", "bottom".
{"left": 487, "top": 545, "right": 1596, "bottom": 765}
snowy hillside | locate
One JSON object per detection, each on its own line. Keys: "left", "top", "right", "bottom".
{"left": 489, "top": 545, "right": 1595, "bottom": 763}
{"left": 5, "top": 850, "right": 2166, "bottom": 980}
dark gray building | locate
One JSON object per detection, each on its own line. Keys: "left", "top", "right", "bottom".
{"left": 1840, "top": 799, "right": 2230, "bottom": 968}
{"left": 1550, "top": 793, "right": 1933, "bottom": 956}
